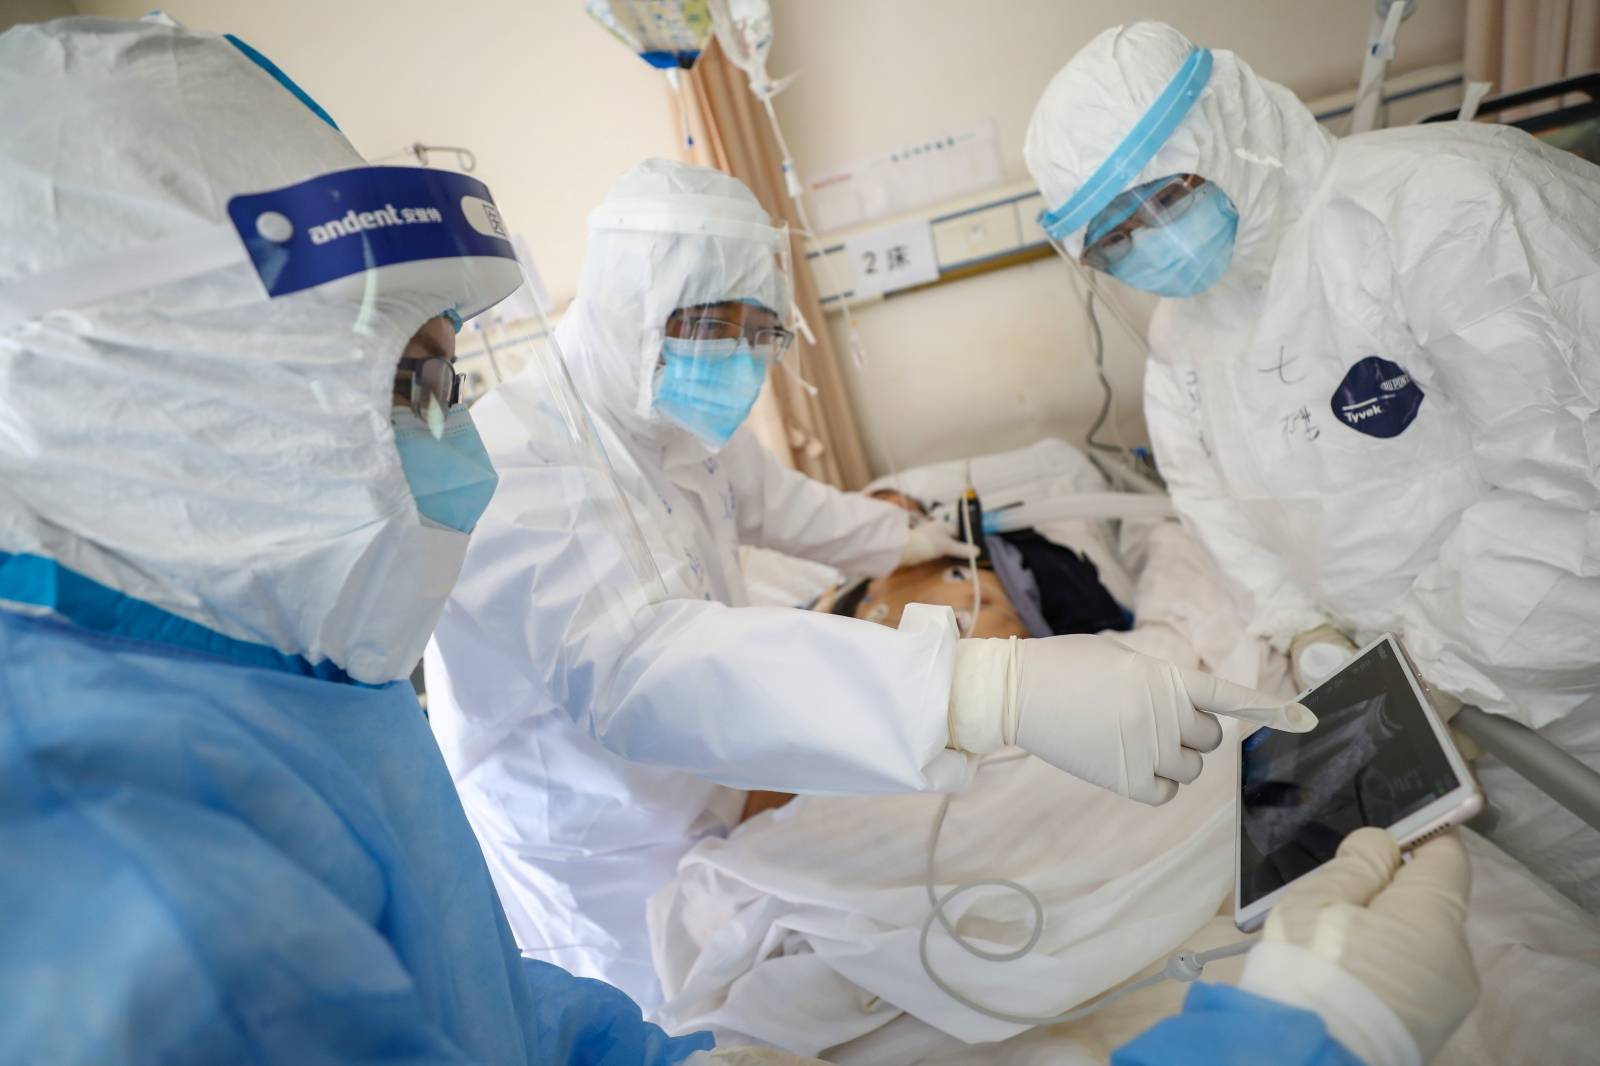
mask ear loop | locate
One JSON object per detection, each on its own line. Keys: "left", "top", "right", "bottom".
{"left": 1039, "top": 215, "right": 1159, "bottom": 486}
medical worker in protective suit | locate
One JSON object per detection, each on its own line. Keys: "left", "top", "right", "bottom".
{"left": 425, "top": 157, "right": 1318, "bottom": 1007}
{"left": 0, "top": 15, "right": 800, "bottom": 1066}
{"left": 1025, "top": 21, "right": 1600, "bottom": 913}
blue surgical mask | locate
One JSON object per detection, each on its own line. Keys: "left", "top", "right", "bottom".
{"left": 1101, "top": 181, "right": 1239, "bottom": 298}
{"left": 392, "top": 404, "right": 499, "bottom": 533}
{"left": 653, "top": 337, "right": 769, "bottom": 449}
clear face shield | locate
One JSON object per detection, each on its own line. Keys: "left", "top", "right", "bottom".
{"left": 1041, "top": 173, "right": 1235, "bottom": 270}
{"left": 663, "top": 299, "right": 795, "bottom": 359}
{"left": 653, "top": 297, "right": 794, "bottom": 447}
{"left": 477, "top": 295, "right": 672, "bottom": 624}
{"left": 2, "top": 163, "right": 530, "bottom": 432}
{"left": 1076, "top": 172, "right": 1238, "bottom": 297}
{"left": 589, "top": 196, "right": 795, "bottom": 450}
{"left": 1036, "top": 46, "right": 1237, "bottom": 300}
{"left": 1, "top": 164, "right": 666, "bottom": 675}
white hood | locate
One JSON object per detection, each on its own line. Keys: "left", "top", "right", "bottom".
{"left": 556, "top": 159, "right": 790, "bottom": 467}
{"left": 0, "top": 18, "right": 509, "bottom": 683}
{"left": 1024, "top": 21, "right": 1334, "bottom": 289}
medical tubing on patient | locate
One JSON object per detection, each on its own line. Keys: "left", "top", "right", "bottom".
{"left": 1078, "top": 280, "right": 1123, "bottom": 462}
{"left": 1049, "top": 209, "right": 1148, "bottom": 471}
{"left": 918, "top": 753, "right": 1255, "bottom": 1027}
{"left": 959, "top": 475, "right": 982, "bottom": 638}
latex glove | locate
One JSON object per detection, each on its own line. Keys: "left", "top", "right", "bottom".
{"left": 1290, "top": 623, "right": 1358, "bottom": 691}
{"left": 947, "top": 634, "right": 1315, "bottom": 805}
{"left": 685, "top": 1048, "right": 829, "bottom": 1065}
{"left": 1239, "top": 828, "right": 1478, "bottom": 1066}
{"left": 899, "top": 516, "right": 979, "bottom": 567}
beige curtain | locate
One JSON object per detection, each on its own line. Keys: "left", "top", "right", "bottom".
{"left": 665, "top": 41, "right": 873, "bottom": 490}
{"left": 1466, "top": 0, "right": 1600, "bottom": 115}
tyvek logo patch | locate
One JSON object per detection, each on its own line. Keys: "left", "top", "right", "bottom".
{"left": 1331, "top": 356, "right": 1424, "bottom": 438}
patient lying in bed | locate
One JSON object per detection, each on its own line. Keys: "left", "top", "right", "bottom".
{"left": 740, "top": 489, "right": 1130, "bottom": 821}
{"left": 660, "top": 504, "right": 1600, "bottom": 1064}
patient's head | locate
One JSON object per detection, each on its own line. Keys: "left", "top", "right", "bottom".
{"left": 856, "top": 560, "right": 1029, "bottom": 638}
{"left": 843, "top": 489, "right": 1027, "bottom": 637}
{"left": 868, "top": 488, "right": 929, "bottom": 516}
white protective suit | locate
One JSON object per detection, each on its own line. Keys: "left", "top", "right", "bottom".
{"left": 0, "top": 17, "right": 732, "bottom": 1066}
{"left": 424, "top": 160, "right": 971, "bottom": 1007}
{"left": 1025, "top": 22, "right": 1600, "bottom": 908}
{"left": 0, "top": 17, "right": 505, "bottom": 686}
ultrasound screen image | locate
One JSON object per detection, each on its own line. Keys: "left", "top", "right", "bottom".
{"left": 1238, "top": 640, "right": 1462, "bottom": 907}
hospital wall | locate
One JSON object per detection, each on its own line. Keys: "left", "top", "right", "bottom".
{"left": 766, "top": 0, "right": 1467, "bottom": 476}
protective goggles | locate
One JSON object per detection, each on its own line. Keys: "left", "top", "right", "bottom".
{"left": 1037, "top": 45, "right": 1213, "bottom": 260}
{"left": 1080, "top": 173, "right": 1209, "bottom": 271}
{"left": 664, "top": 302, "right": 794, "bottom": 361}
{"left": 0, "top": 165, "right": 522, "bottom": 336}
{"left": 397, "top": 352, "right": 463, "bottom": 424}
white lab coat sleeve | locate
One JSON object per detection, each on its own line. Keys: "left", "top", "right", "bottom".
{"left": 719, "top": 429, "right": 908, "bottom": 579}
{"left": 1388, "top": 156, "right": 1600, "bottom": 727}
{"left": 439, "top": 451, "right": 975, "bottom": 795}
{"left": 1142, "top": 354, "right": 1329, "bottom": 648}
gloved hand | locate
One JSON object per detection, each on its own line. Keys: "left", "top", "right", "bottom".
{"left": 1238, "top": 828, "right": 1479, "bottom": 1066}
{"left": 899, "top": 516, "right": 979, "bottom": 567}
{"left": 685, "top": 1048, "right": 830, "bottom": 1065}
{"left": 947, "top": 634, "right": 1315, "bottom": 805}
{"left": 1290, "top": 623, "right": 1358, "bottom": 691}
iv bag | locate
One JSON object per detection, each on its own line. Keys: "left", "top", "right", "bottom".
{"left": 586, "top": 0, "right": 713, "bottom": 70}
{"left": 709, "top": 0, "right": 775, "bottom": 93}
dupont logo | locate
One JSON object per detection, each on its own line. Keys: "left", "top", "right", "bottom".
{"left": 1330, "top": 355, "right": 1424, "bottom": 439}
{"left": 308, "top": 204, "right": 444, "bottom": 245}
{"left": 1341, "top": 402, "right": 1385, "bottom": 425}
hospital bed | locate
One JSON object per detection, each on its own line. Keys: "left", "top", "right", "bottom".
{"left": 747, "top": 436, "right": 1600, "bottom": 860}
{"left": 1421, "top": 71, "right": 1600, "bottom": 166}
{"left": 743, "top": 438, "right": 1160, "bottom": 621}
{"left": 661, "top": 438, "right": 1600, "bottom": 1064}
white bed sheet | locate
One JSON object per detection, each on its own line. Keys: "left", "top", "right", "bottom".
{"left": 650, "top": 470, "right": 1281, "bottom": 1055}
{"left": 653, "top": 765, "right": 1600, "bottom": 1065}
{"left": 813, "top": 829, "right": 1600, "bottom": 1066}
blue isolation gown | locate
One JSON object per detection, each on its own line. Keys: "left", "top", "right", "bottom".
{"left": 0, "top": 552, "right": 713, "bottom": 1064}
{"left": 1114, "top": 984, "right": 1364, "bottom": 1066}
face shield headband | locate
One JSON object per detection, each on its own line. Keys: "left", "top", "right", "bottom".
{"left": 1037, "top": 46, "right": 1213, "bottom": 257}
{"left": 587, "top": 195, "right": 794, "bottom": 328}
{"left": 0, "top": 165, "right": 523, "bottom": 334}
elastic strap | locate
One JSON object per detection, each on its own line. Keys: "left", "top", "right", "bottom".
{"left": 590, "top": 193, "right": 785, "bottom": 247}
{"left": 1040, "top": 46, "right": 1213, "bottom": 241}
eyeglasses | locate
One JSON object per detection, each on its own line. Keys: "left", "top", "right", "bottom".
{"left": 396, "top": 353, "right": 463, "bottom": 423}
{"left": 666, "top": 305, "right": 795, "bottom": 361}
{"left": 1081, "top": 174, "right": 1208, "bottom": 272}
